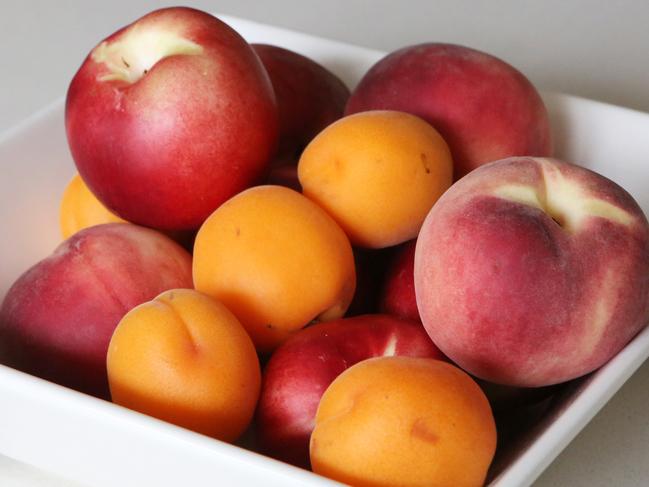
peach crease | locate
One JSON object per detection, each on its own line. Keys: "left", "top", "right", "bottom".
{"left": 492, "top": 159, "right": 633, "bottom": 232}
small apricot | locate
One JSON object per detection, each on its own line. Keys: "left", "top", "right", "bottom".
{"left": 298, "top": 110, "right": 453, "bottom": 248}
{"left": 59, "top": 173, "right": 125, "bottom": 239}
{"left": 107, "top": 289, "right": 261, "bottom": 442}
{"left": 310, "top": 357, "right": 497, "bottom": 487}
{"left": 193, "top": 185, "right": 355, "bottom": 353}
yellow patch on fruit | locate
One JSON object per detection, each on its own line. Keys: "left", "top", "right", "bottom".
{"left": 59, "top": 173, "right": 126, "bottom": 239}
{"left": 92, "top": 25, "right": 203, "bottom": 83}
{"left": 492, "top": 184, "right": 543, "bottom": 209}
{"left": 493, "top": 161, "right": 634, "bottom": 231}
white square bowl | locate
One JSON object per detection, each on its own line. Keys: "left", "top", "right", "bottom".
{"left": 1, "top": 14, "right": 648, "bottom": 487}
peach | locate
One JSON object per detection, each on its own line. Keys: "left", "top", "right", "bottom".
{"left": 60, "top": 173, "right": 126, "bottom": 239}
{"left": 252, "top": 43, "right": 349, "bottom": 161}
{"left": 256, "top": 314, "right": 442, "bottom": 467}
{"left": 379, "top": 239, "right": 420, "bottom": 322}
{"left": 415, "top": 157, "right": 649, "bottom": 386}
{"left": 310, "top": 357, "right": 497, "bottom": 487}
{"left": 107, "top": 289, "right": 260, "bottom": 442}
{"left": 346, "top": 43, "right": 552, "bottom": 179}
{"left": 66, "top": 7, "right": 278, "bottom": 230}
{"left": 193, "top": 185, "right": 355, "bottom": 353}
{"left": 0, "top": 223, "right": 192, "bottom": 397}
{"left": 298, "top": 110, "right": 453, "bottom": 248}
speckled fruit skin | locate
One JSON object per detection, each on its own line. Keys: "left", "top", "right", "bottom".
{"left": 345, "top": 43, "right": 552, "bottom": 179}
{"left": 0, "top": 223, "right": 192, "bottom": 398}
{"left": 66, "top": 7, "right": 278, "bottom": 231}
{"left": 256, "top": 314, "right": 443, "bottom": 467}
{"left": 415, "top": 157, "right": 649, "bottom": 386}
{"left": 252, "top": 43, "right": 349, "bottom": 161}
{"left": 298, "top": 110, "right": 453, "bottom": 248}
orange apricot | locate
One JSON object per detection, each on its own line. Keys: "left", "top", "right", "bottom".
{"left": 60, "top": 173, "right": 126, "bottom": 239}
{"left": 106, "top": 289, "right": 261, "bottom": 442}
{"left": 298, "top": 110, "right": 453, "bottom": 248}
{"left": 193, "top": 185, "right": 356, "bottom": 353}
{"left": 310, "top": 357, "right": 497, "bottom": 487}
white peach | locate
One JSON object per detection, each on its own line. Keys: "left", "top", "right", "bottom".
{"left": 415, "top": 157, "right": 649, "bottom": 386}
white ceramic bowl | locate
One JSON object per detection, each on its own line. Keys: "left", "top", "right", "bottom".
{"left": 1, "top": 14, "right": 648, "bottom": 487}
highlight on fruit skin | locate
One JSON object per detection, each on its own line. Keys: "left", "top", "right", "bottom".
{"left": 59, "top": 173, "right": 126, "bottom": 239}
{"left": 107, "top": 288, "right": 261, "bottom": 443}
{"left": 310, "top": 356, "right": 497, "bottom": 487}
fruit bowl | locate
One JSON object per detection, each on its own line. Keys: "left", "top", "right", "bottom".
{"left": 1, "top": 14, "right": 648, "bottom": 487}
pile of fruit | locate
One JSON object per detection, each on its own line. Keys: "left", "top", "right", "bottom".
{"left": 2, "top": 7, "right": 648, "bottom": 487}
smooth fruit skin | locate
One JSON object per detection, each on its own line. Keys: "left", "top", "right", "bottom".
{"left": 346, "top": 43, "right": 552, "bottom": 179}
{"left": 415, "top": 157, "right": 649, "bottom": 386}
{"left": 298, "top": 110, "right": 453, "bottom": 248}
{"left": 379, "top": 239, "right": 420, "bottom": 322}
{"left": 107, "top": 289, "right": 261, "bottom": 442}
{"left": 0, "top": 224, "right": 192, "bottom": 397}
{"left": 256, "top": 314, "right": 443, "bottom": 467}
{"left": 193, "top": 185, "right": 356, "bottom": 353}
{"left": 60, "top": 173, "right": 126, "bottom": 239}
{"left": 252, "top": 43, "right": 350, "bottom": 160}
{"left": 310, "top": 357, "right": 497, "bottom": 487}
{"left": 66, "top": 7, "right": 278, "bottom": 230}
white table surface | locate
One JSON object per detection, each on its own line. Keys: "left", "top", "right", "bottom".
{"left": 1, "top": 1, "right": 648, "bottom": 486}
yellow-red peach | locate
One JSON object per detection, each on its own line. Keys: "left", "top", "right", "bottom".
{"left": 66, "top": 7, "right": 278, "bottom": 230}
{"left": 0, "top": 223, "right": 192, "bottom": 397}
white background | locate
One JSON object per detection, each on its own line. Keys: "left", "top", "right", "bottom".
{"left": 1, "top": 1, "right": 648, "bottom": 486}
